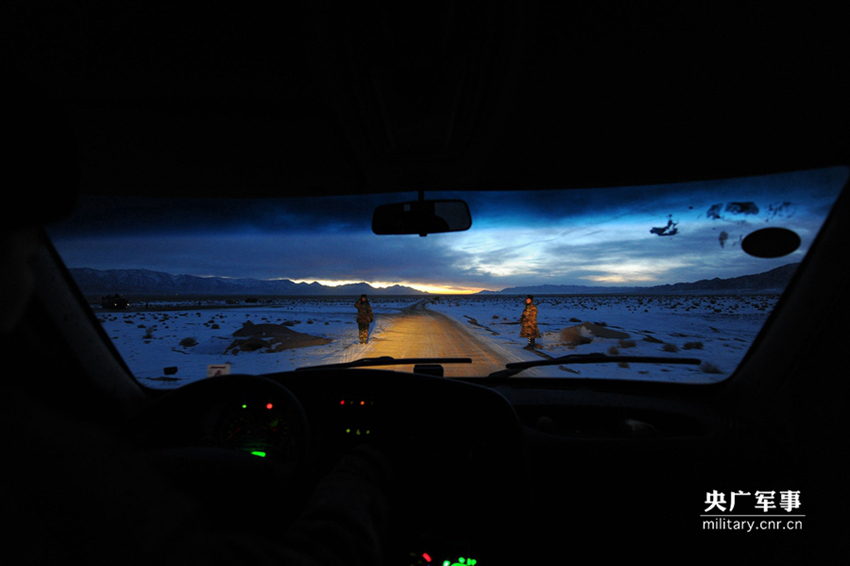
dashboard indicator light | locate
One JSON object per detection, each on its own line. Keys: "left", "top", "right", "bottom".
{"left": 250, "top": 451, "right": 266, "bottom": 458}
{"left": 422, "top": 553, "right": 432, "bottom": 562}
{"left": 266, "top": 403, "right": 273, "bottom": 410}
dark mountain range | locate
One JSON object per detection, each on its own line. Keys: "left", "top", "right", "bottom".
{"left": 479, "top": 263, "right": 800, "bottom": 296}
{"left": 68, "top": 268, "right": 428, "bottom": 296}
{"left": 70, "top": 263, "right": 799, "bottom": 298}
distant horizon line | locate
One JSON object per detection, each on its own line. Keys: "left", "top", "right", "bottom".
{"left": 68, "top": 263, "right": 799, "bottom": 296}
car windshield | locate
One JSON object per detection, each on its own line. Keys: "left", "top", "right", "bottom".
{"left": 49, "top": 166, "right": 847, "bottom": 388}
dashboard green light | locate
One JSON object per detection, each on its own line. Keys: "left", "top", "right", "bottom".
{"left": 345, "top": 428, "right": 371, "bottom": 435}
{"left": 443, "top": 558, "right": 476, "bottom": 566}
{"left": 250, "top": 451, "right": 266, "bottom": 458}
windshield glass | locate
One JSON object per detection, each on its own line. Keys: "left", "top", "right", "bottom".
{"left": 49, "top": 167, "right": 847, "bottom": 388}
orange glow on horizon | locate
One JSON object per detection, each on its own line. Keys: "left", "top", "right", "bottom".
{"left": 408, "top": 284, "right": 487, "bottom": 295}
{"left": 289, "top": 279, "right": 488, "bottom": 295}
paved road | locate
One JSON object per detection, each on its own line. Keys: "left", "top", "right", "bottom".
{"left": 338, "top": 301, "right": 526, "bottom": 377}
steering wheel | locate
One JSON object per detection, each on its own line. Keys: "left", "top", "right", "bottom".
{"left": 125, "top": 375, "right": 311, "bottom": 486}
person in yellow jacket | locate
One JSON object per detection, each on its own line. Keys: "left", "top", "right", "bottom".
{"left": 520, "top": 295, "right": 541, "bottom": 349}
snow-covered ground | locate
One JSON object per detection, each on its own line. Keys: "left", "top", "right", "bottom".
{"left": 95, "top": 294, "right": 778, "bottom": 389}
{"left": 427, "top": 294, "right": 776, "bottom": 382}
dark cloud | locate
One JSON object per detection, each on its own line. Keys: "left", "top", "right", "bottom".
{"left": 764, "top": 201, "right": 796, "bottom": 221}
{"left": 725, "top": 202, "right": 760, "bottom": 215}
{"left": 707, "top": 201, "right": 760, "bottom": 220}
{"left": 49, "top": 194, "right": 391, "bottom": 237}
{"left": 707, "top": 204, "right": 723, "bottom": 220}
{"left": 650, "top": 217, "right": 679, "bottom": 236}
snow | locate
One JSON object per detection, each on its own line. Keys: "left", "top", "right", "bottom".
{"left": 427, "top": 294, "right": 775, "bottom": 382}
{"left": 95, "top": 294, "right": 778, "bottom": 389}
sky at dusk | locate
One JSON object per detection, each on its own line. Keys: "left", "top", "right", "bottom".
{"left": 49, "top": 167, "right": 847, "bottom": 294}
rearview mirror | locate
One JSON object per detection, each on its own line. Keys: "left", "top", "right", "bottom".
{"left": 372, "top": 199, "right": 472, "bottom": 236}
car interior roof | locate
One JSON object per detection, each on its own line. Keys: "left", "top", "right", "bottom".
{"left": 3, "top": 3, "right": 848, "bottom": 202}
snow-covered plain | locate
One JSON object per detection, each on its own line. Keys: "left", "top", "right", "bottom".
{"left": 429, "top": 294, "right": 777, "bottom": 381}
{"left": 95, "top": 294, "right": 778, "bottom": 389}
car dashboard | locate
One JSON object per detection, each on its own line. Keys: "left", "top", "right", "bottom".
{"left": 121, "top": 357, "right": 769, "bottom": 566}
{"left": 125, "top": 369, "right": 526, "bottom": 566}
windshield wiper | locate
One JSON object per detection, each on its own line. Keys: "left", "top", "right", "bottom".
{"left": 487, "top": 353, "right": 702, "bottom": 379}
{"left": 296, "top": 356, "right": 472, "bottom": 371}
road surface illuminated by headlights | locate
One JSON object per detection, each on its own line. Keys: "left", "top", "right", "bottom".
{"left": 338, "top": 301, "right": 545, "bottom": 377}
